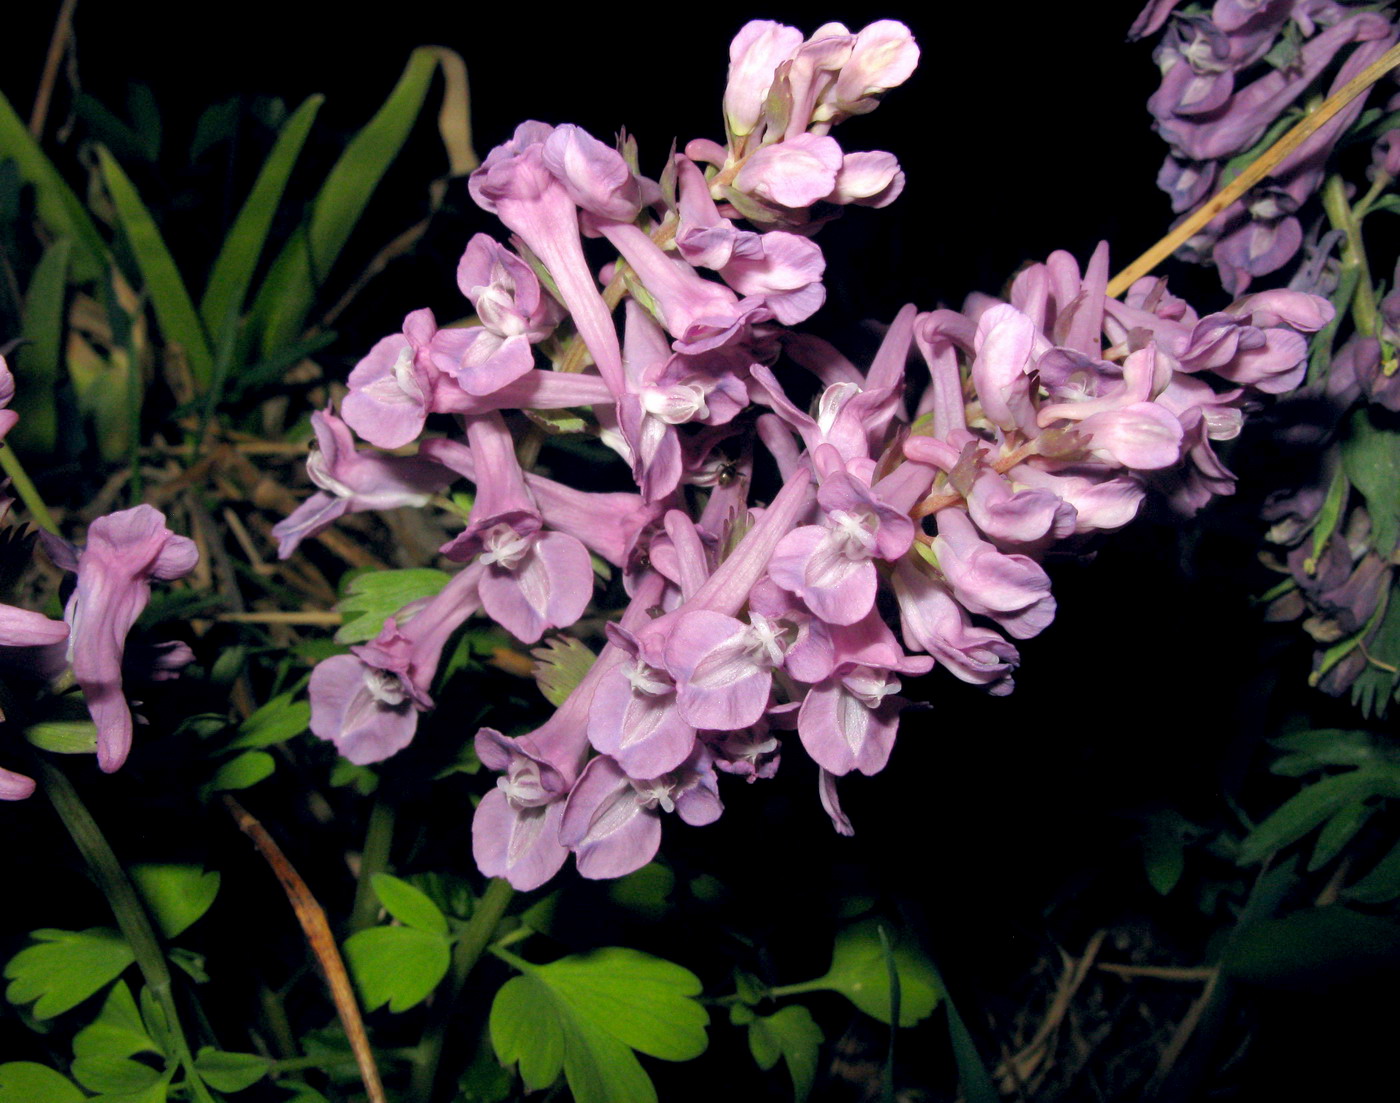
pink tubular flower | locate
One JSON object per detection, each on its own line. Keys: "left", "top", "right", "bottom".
{"left": 0, "top": 356, "right": 17, "bottom": 442}
{"left": 309, "top": 563, "right": 485, "bottom": 765}
{"left": 45, "top": 505, "right": 198, "bottom": 772}
{"left": 272, "top": 409, "right": 454, "bottom": 559}
{"left": 451, "top": 235, "right": 564, "bottom": 396}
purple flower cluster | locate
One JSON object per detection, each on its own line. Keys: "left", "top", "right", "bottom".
{"left": 1134, "top": 1, "right": 1397, "bottom": 294}
{"left": 287, "top": 21, "right": 1333, "bottom": 890}
{"left": 0, "top": 356, "right": 198, "bottom": 797}
{"left": 1261, "top": 268, "right": 1400, "bottom": 697}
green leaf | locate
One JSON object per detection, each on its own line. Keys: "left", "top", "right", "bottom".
{"left": 747, "top": 1005, "right": 823, "bottom": 1102}
{"left": 489, "top": 947, "right": 708, "bottom": 1103}
{"left": 1223, "top": 906, "right": 1400, "bottom": 990}
{"left": 128, "top": 865, "right": 220, "bottom": 940}
{"left": 343, "top": 926, "right": 450, "bottom": 1013}
{"left": 11, "top": 236, "right": 71, "bottom": 452}
{"left": 522, "top": 407, "right": 589, "bottom": 436}
{"left": 225, "top": 692, "right": 309, "bottom": 750}
{"left": 607, "top": 863, "right": 675, "bottom": 920}
{"left": 1342, "top": 406, "right": 1400, "bottom": 557}
{"left": 192, "top": 1048, "right": 270, "bottom": 1093}
{"left": 1140, "top": 812, "right": 1187, "bottom": 895}
{"left": 208, "top": 750, "right": 276, "bottom": 791}
{"left": 1351, "top": 582, "right": 1400, "bottom": 718}
{"left": 334, "top": 569, "right": 451, "bottom": 644}
{"left": 806, "top": 920, "right": 940, "bottom": 1027}
{"left": 70, "top": 1054, "right": 164, "bottom": 1094}
{"left": 95, "top": 147, "right": 214, "bottom": 389}
{"left": 531, "top": 947, "right": 708, "bottom": 1061}
{"left": 370, "top": 874, "right": 448, "bottom": 936}
{"left": 24, "top": 720, "right": 98, "bottom": 755}
{"left": 1270, "top": 729, "right": 1375, "bottom": 773}
{"left": 1346, "top": 836, "right": 1400, "bottom": 904}
{"left": 87, "top": 1072, "right": 169, "bottom": 1103}
{"left": 4, "top": 928, "right": 135, "bottom": 1019}
{"left": 200, "top": 95, "right": 324, "bottom": 342}
{"left": 0, "top": 90, "right": 108, "bottom": 280}
{"left": 1237, "top": 768, "right": 1385, "bottom": 866}
{"left": 1309, "top": 801, "right": 1375, "bottom": 872}
{"left": 531, "top": 635, "right": 597, "bottom": 708}
{"left": 73, "top": 982, "right": 160, "bottom": 1061}
{"left": 248, "top": 49, "right": 446, "bottom": 357}
{"left": 0, "top": 1063, "right": 86, "bottom": 1103}
{"left": 490, "top": 974, "right": 656, "bottom": 1103}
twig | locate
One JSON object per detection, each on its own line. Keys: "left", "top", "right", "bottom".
{"left": 1108, "top": 41, "right": 1400, "bottom": 297}
{"left": 1095, "top": 963, "right": 1216, "bottom": 982}
{"left": 216, "top": 610, "right": 342, "bottom": 626}
{"left": 29, "top": 0, "right": 79, "bottom": 138}
{"left": 223, "top": 795, "right": 388, "bottom": 1103}
{"left": 1146, "top": 968, "right": 1222, "bottom": 1095}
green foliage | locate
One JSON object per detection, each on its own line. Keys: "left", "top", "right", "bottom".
{"left": 127, "top": 865, "right": 220, "bottom": 940}
{"left": 70, "top": 1053, "right": 166, "bottom": 1095}
{"left": 0, "top": 1063, "right": 86, "bottom": 1103}
{"left": 208, "top": 750, "right": 276, "bottom": 792}
{"left": 342, "top": 927, "right": 450, "bottom": 1013}
{"left": 191, "top": 1049, "right": 270, "bottom": 1093}
{"left": 744, "top": 1005, "right": 823, "bottom": 1101}
{"left": 804, "top": 920, "right": 940, "bottom": 1027}
{"left": 1342, "top": 406, "right": 1400, "bottom": 558}
{"left": 24, "top": 720, "right": 99, "bottom": 755}
{"left": 369, "top": 873, "right": 449, "bottom": 936}
{"left": 531, "top": 634, "right": 598, "bottom": 707}
{"left": 334, "top": 568, "right": 451, "bottom": 644}
{"left": 248, "top": 48, "right": 464, "bottom": 356}
{"left": 489, "top": 948, "right": 708, "bottom": 1102}
{"left": 11, "top": 236, "right": 71, "bottom": 451}
{"left": 4, "top": 929, "right": 135, "bottom": 1019}
{"left": 0, "top": 90, "right": 108, "bottom": 279}
{"left": 1346, "top": 835, "right": 1400, "bottom": 903}
{"left": 1351, "top": 582, "right": 1400, "bottom": 717}
{"left": 199, "top": 94, "right": 323, "bottom": 348}
{"left": 72, "top": 982, "right": 160, "bottom": 1061}
{"left": 344, "top": 877, "right": 452, "bottom": 1012}
{"left": 96, "top": 147, "right": 215, "bottom": 390}
{"left": 1223, "top": 906, "right": 1400, "bottom": 990}
{"left": 224, "top": 692, "right": 309, "bottom": 750}
{"left": 1237, "top": 763, "right": 1400, "bottom": 866}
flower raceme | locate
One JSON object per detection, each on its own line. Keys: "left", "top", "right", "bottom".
{"left": 279, "top": 19, "right": 1332, "bottom": 890}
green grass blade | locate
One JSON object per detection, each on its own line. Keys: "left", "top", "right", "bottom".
{"left": 95, "top": 147, "right": 215, "bottom": 389}
{"left": 199, "top": 94, "right": 324, "bottom": 343}
{"left": 0, "top": 90, "right": 108, "bottom": 281}
{"left": 247, "top": 48, "right": 442, "bottom": 357}
{"left": 11, "top": 237, "right": 72, "bottom": 452}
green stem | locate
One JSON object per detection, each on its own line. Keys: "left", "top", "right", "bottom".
{"left": 1351, "top": 170, "right": 1391, "bottom": 220}
{"left": 349, "top": 798, "right": 395, "bottom": 933}
{"left": 39, "top": 760, "right": 217, "bottom": 1103}
{"left": 1323, "top": 173, "right": 1379, "bottom": 337}
{"left": 412, "top": 877, "right": 515, "bottom": 1103}
{"left": 0, "top": 444, "right": 58, "bottom": 534}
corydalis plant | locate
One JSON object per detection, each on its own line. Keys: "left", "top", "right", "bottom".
{"left": 276, "top": 18, "right": 1330, "bottom": 891}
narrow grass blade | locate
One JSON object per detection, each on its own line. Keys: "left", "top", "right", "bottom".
{"left": 199, "top": 94, "right": 324, "bottom": 344}
{"left": 248, "top": 48, "right": 441, "bottom": 357}
{"left": 0, "top": 90, "right": 107, "bottom": 280}
{"left": 12, "top": 236, "right": 71, "bottom": 452}
{"left": 96, "top": 146, "right": 215, "bottom": 389}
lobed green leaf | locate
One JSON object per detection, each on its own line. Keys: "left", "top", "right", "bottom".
{"left": 370, "top": 874, "right": 448, "bottom": 936}
{"left": 4, "top": 928, "right": 135, "bottom": 1019}
{"left": 747, "top": 1005, "right": 823, "bottom": 1101}
{"left": 343, "top": 926, "right": 450, "bottom": 1013}
{"left": 128, "top": 865, "right": 220, "bottom": 940}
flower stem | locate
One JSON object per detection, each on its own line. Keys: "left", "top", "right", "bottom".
{"left": 0, "top": 444, "right": 59, "bottom": 534}
{"left": 38, "top": 760, "right": 217, "bottom": 1103}
{"left": 1322, "top": 173, "right": 1379, "bottom": 337}
{"left": 412, "top": 877, "right": 515, "bottom": 1102}
{"left": 349, "top": 798, "right": 395, "bottom": 933}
